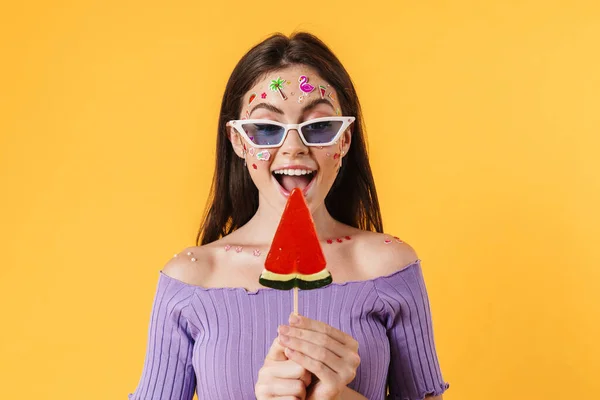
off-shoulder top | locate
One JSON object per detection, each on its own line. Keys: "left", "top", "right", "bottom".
{"left": 128, "top": 258, "right": 450, "bottom": 399}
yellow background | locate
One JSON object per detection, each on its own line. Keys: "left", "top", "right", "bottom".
{"left": 1, "top": 0, "right": 598, "bottom": 399}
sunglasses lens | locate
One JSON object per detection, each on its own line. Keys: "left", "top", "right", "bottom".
{"left": 240, "top": 122, "right": 284, "bottom": 146}
{"left": 301, "top": 120, "right": 344, "bottom": 144}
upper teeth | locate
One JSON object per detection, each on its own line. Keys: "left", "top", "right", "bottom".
{"left": 273, "top": 169, "right": 314, "bottom": 176}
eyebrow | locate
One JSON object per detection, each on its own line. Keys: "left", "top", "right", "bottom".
{"left": 248, "top": 97, "right": 336, "bottom": 118}
{"left": 249, "top": 103, "right": 284, "bottom": 117}
{"left": 301, "top": 98, "right": 335, "bottom": 113}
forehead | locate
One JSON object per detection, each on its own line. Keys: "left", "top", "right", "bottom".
{"left": 241, "top": 65, "right": 341, "bottom": 118}
{"left": 250, "top": 65, "right": 326, "bottom": 90}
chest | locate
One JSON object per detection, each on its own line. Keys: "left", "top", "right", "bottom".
{"left": 208, "top": 242, "right": 365, "bottom": 292}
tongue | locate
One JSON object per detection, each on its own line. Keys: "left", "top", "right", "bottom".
{"left": 281, "top": 175, "right": 311, "bottom": 192}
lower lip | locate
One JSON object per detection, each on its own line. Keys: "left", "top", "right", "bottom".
{"left": 272, "top": 173, "right": 317, "bottom": 198}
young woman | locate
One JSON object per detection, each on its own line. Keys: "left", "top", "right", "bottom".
{"left": 128, "top": 32, "right": 450, "bottom": 400}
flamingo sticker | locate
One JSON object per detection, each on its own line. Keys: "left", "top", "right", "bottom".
{"left": 298, "top": 75, "right": 315, "bottom": 95}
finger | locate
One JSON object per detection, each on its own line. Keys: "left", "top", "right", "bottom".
{"left": 260, "top": 359, "right": 306, "bottom": 379}
{"left": 266, "top": 377, "right": 307, "bottom": 398}
{"left": 265, "top": 332, "right": 288, "bottom": 361}
{"left": 300, "top": 369, "right": 312, "bottom": 388}
{"left": 284, "top": 347, "right": 338, "bottom": 385}
{"left": 279, "top": 325, "right": 347, "bottom": 358}
{"left": 289, "top": 314, "right": 358, "bottom": 351}
{"left": 279, "top": 334, "right": 345, "bottom": 373}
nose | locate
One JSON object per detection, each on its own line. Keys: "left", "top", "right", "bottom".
{"left": 280, "top": 128, "right": 308, "bottom": 156}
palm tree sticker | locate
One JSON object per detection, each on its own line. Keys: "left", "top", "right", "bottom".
{"left": 269, "top": 77, "right": 287, "bottom": 100}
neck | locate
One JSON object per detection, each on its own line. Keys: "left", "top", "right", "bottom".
{"left": 239, "top": 193, "right": 341, "bottom": 245}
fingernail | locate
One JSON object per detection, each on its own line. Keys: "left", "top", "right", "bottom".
{"left": 278, "top": 325, "right": 289, "bottom": 334}
{"left": 289, "top": 314, "right": 300, "bottom": 325}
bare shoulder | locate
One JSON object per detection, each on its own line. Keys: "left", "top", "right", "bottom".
{"left": 352, "top": 230, "right": 419, "bottom": 279}
{"left": 160, "top": 245, "right": 216, "bottom": 287}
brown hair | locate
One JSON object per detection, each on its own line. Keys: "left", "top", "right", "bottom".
{"left": 196, "top": 32, "right": 383, "bottom": 245}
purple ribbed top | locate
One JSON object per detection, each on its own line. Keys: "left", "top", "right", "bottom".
{"left": 128, "top": 259, "right": 449, "bottom": 400}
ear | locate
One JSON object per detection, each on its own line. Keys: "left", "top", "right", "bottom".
{"left": 227, "top": 123, "right": 246, "bottom": 159}
{"left": 340, "top": 126, "right": 352, "bottom": 158}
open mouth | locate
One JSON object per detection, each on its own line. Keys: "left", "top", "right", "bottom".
{"left": 272, "top": 169, "right": 317, "bottom": 197}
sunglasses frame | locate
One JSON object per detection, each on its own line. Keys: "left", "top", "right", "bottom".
{"left": 228, "top": 116, "right": 355, "bottom": 149}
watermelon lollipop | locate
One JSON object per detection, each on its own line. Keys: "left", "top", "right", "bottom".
{"left": 259, "top": 188, "right": 332, "bottom": 291}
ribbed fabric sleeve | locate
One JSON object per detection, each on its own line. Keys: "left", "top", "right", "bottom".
{"left": 373, "top": 261, "right": 450, "bottom": 400}
{"left": 128, "top": 273, "right": 197, "bottom": 400}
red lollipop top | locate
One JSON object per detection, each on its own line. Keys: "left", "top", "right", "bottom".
{"left": 259, "top": 188, "right": 332, "bottom": 290}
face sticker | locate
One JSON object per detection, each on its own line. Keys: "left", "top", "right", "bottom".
{"left": 269, "top": 77, "right": 287, "bottom": 100}
{"left": 252, "top": 163, "right": 257, "bottom": 170}
{"left": 333, "top": 153, "right": 340, "bottom": 160}
{"left": 248, "top": 147, "right": 255, "bottom": 156}
{"left": 319, "top": 85, "right": 326, "bottom": 99}
{"left": 245, "top": 109, "right": 250, "bottom": 119}
{"left": 261, "top": 92, "right": 267, "bottom": 99}
{"left": 328, "top": 92, "right": 335, "bottom": 101}
{"left": 298, "top": 75, "right": 315, "bottom": 94}
{"left": 256, "top": 150, "right": 271, "bottom": 161}
{"left": 248, "top": 93, "right": 257, "bottom": 105}
{"left": 326, "top": 152, "right": 331, "bottom": 157}
{"left": 335, "top": 107, "right": 341, "bottom": 116}
{"left": 253, "top": 249, "right": 261, "bottom": 256}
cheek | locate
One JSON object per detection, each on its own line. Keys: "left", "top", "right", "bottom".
{"left": 314, "top": 148, "right": 341, "bottom": 171}
{"left": 247, "top": 148, "right": 275, "bottom": 177}
{"left": 254, "top": 148, "right": 272, "bottom": 162}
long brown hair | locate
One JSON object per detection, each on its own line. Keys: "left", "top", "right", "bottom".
{"left": 196, "top": 32, "right": 383, "bottom": 245}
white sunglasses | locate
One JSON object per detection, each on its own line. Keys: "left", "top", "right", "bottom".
{"left": 228, "top": 116, "right": 355, "bottom": 148}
